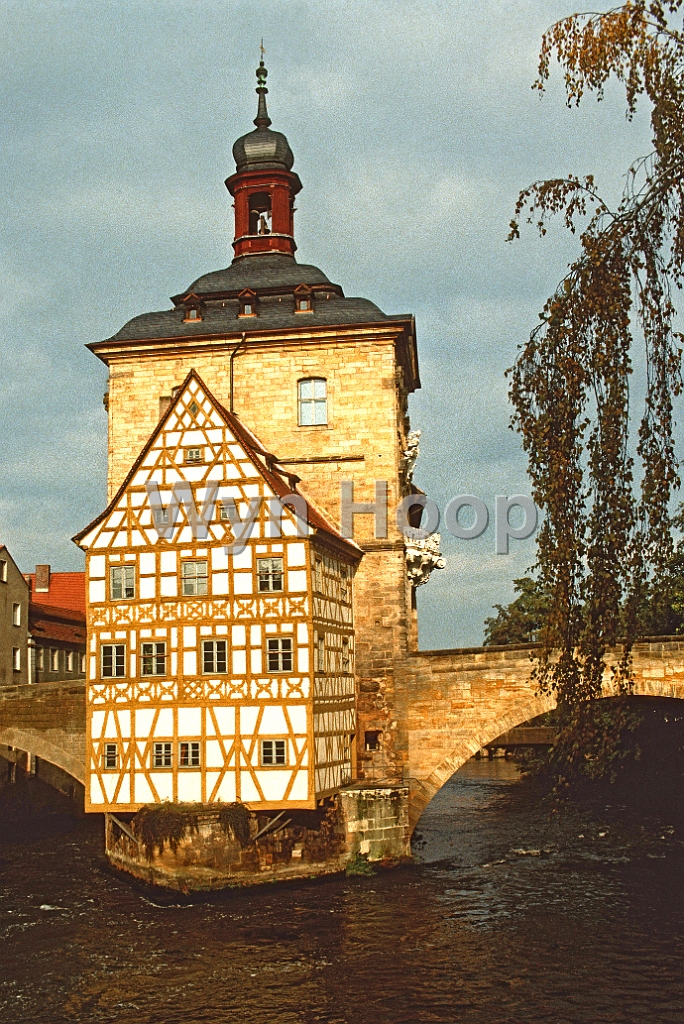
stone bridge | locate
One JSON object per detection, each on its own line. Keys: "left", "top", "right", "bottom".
{"left": 403, "top": 638, "right": 684, "bottom": 825}
{"left": 2, "top": 640, "right": 684, "bottom": 828}
{"left": 0, "top": 680, "right": 86, "bottom": 784}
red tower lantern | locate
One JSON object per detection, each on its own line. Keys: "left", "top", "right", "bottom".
{"left": 225, "top": 61, "right": 302, "bottom": 260}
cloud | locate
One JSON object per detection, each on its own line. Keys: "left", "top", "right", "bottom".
{"left": 0, "top": 0, "right": 664, "bottom": 645}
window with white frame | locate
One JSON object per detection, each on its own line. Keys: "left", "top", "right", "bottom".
{"left": 181, "top": 560, "right": 208, "bottom": 596}
{"left": 298, "top": 378, "right": 327, "bottom": 426}
{"left": 79, "top": 652, "right": 86, "bottom": 673}
{"left": 185, "top": 447, "right": 203, "bottom": 464}
{"left": 103, "top": 743, "right": 118, "bottom": 769}
{"left": 261, "top": 739, "right": 287, "bottom": 766}
{"left": 111, "top": 565, "right": 135, "bottom": 600}
{"left": 153, "top": 742, "right": 172, "bottom": 768}
{"left": 179, "top": 742, "right": 200, "bottom": 767}
{"left": 266, "top": 637, "right": 293, "bottom": 672}
{"left": 202, "top": 640, "right": 227, "bottom": 674}
{"left": 101, "top": 644, "right": 125, "bottom": 678}
{"left": 257, "top": 557, "right": 283, "bottom": 593}
{"left": 154, "top": 507, "right": 170, "bottom": 526}
{"left": 36, "top": 648, "right": 44, "bottom": 671}
{"left": 12, "top": 647, "right": 20, "bottom": 671}
{"left": 12, "top": 603, "right": 20, "bottom": 626}
{"left": 50, "top": 649, "right": 59, "bottom": 672}
{"left": 141, "top": 642, "right": 166, "bottom": 676}
{"left": 65, "top": 651, "right": 74, "bottom": 672}
{"left": 0, "top": 559, "right": 7, "bottom": 582}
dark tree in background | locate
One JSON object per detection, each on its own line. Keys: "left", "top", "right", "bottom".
{"left": 509, "top": 2, "right": 684, "bottom": 784}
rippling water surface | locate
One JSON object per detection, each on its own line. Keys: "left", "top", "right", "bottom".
{"left": 2, "top": 759, "right": 684, "bottom": 1023}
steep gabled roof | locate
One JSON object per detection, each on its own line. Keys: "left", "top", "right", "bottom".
{"left": 73, "top": 368, "right": 362, "bottom": 562}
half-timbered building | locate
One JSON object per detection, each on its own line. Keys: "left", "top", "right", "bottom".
{"left": 74, "top": 370, "right": 362, "bottom": 814}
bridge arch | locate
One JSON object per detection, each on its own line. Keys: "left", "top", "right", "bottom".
{"left": 0, "top": 726, "right": 85, "bottom": 785}
{"left": 407, "top": 661, "right": 684, "bottom": 830}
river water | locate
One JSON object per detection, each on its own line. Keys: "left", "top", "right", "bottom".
{"left": 1, "top": 759, "right": 684, "bottom": 1024}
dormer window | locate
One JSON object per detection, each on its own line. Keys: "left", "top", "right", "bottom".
{"left": 182, "top": 293, "right": 203, "bottom": 322}
{"left": 294, "top": 284, "right": 313, "bottom": 313}
{"left": 239, "top": 288, "right": 257, "bottom": 317}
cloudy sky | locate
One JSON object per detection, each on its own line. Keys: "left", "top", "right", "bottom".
{"left": 0, "top": 0, "right": 656, "bottom": 647}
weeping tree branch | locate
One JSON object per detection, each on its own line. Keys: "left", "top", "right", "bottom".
{"left": 509, "top": 2, "right": 684, "bottom": 785}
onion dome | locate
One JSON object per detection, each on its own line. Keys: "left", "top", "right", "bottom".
{"left": 232, "top": 60, "right": 294, "bottom": 173}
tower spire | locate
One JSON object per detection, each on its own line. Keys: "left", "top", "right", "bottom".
{"left": 254, "top": 45, "right": 271, "bottom": 129}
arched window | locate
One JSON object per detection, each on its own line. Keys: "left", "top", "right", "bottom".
{"left": 298, "top": 378, "right": 327, "bottom": 425}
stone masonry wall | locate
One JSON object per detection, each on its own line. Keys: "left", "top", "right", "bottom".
{"left": 103, "top": 331, "right": 415, "bottom": 781}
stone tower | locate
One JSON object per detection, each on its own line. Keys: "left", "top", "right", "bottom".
{"left": 89, "top": 62, "right": 425, "bottom": 782}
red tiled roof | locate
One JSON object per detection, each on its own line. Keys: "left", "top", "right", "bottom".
{"left": 29, "top": 602, "right": 86, "bottom": 647}
{"left": 26, "top": 572, "right": 85, "bottom": 614}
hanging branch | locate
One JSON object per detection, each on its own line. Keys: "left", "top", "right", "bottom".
{"left": 509, "top": 2, "right": 684, "bottom": 777}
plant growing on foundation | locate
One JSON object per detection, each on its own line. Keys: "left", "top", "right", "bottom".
{"left": 133, "top": 803, "right": 199, "bottom": 860}
{"left": 217, "top": 801, "right": 252, "bottom": 847}
{"left": 345, "top": 852, "right": 375, "bottom": 877}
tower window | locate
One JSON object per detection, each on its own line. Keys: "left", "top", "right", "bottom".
{"left": 261, "top": 739, "right": 287, "bottom": 766}
{"left": 153, "top": 742, "right": 172, "bottom": 768}
{"left": 202, "top": 639, "right": 227, "bottom": 674}
{"left": 365, "top": 730, "right": 382, "bottom": 751}
{"left": 101, "top": 644, "right": 125, "bottom": 678}
{"left": 111, "top": 565, "right": 135, "bottom": 600}
{"left": 342, "top": 637, "right": 350, "bottom": 672}
{"left": 248, "top": 192, "right": 272, "bottom": 235}
{"left": 141, "top": 642, "right": 166, "bottom": 676}
{"left": 179, "top": 742, "right": 200, "bottom": 767}
{"left": 298, "top": 378, "right": 327, "bottom": 426}
{"left": 257, "top": 557, "right": 283, "bottom": 592}
{"left": 266, "top": 637, "right": 293, "bottom": 672}
{"left": 103, "top": 743, "right": 119, "bottom": 770}
{"left": 181, "top": 560, "right": 208, "bottom": 596}
{"left": 294, "top": 285, "right": 313, "bottom": 312}
{"left": 238, "top": 289, "right": 258, "bottom": 317}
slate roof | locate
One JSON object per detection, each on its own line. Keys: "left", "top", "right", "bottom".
{"left": 101, "top": 294, "right": 394, "bottom": 345}
{"left": 184, "top": 254, "right": 333, "bottom": 294}
{"left": 92, "top": 254, "right": 415, "bottom": 347}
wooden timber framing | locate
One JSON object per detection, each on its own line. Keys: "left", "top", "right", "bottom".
{"left": 74, "top": 370, "right": 362, "bottom": 814}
